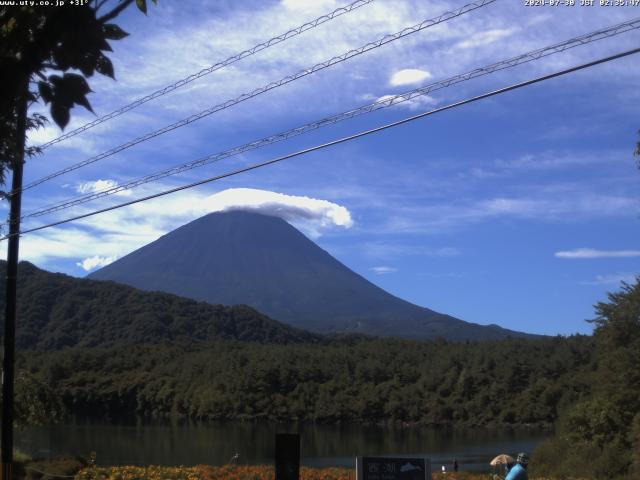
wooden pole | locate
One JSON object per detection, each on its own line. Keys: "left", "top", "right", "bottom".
{"left": 1, "top": 79, "right": 28, "bottom": 480}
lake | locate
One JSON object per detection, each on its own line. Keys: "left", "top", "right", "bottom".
{"left": 17, "top": 419, "right": 550, "bottom": 472}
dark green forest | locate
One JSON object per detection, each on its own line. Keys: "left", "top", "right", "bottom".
{"left": 19, "top": 335, "right": 593, "bottom": 427}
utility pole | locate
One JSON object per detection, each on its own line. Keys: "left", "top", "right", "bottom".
{"left": 1, "top": 79, "right": 28, "bottom": 480}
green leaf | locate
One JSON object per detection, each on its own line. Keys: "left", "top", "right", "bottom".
{"left": 38, "top": 82, "right": 54, "bottom": 104}
{"left": 51, "top": 103, "right": 70, "bottom": 130}
{"left": 75, "top": 94, "right": 94, "bottom": 114}
{"left": 95, "top": 53, "right": 114, "bottom": 79}
{"left": 136, "top": 0, "right": 147, "bottom": 14}
{"left": 61, "top": 74, "right": 95, "bottom": 113}
{"left": 76, "top": 54, "right": 97, "bottom": 77}
{"left": 103, "top": 23, "right": 129, "bottom": 41}
{"left": 100, "top": 38, "right": 113, "bottom": 52}
{"left": 62, "top": 73, "right": 92, "bottom": 96}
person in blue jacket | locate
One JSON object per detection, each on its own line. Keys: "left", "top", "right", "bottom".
{"left": 505, "top": 453, "right": 528, "bottom": 480}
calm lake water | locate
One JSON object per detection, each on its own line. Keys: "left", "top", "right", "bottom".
{"left": 17, "top": 419, "right": 550, "bottom": 472}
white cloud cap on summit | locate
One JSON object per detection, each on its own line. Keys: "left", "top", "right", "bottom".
{"left": 389, "top": 68, "right": 432, "bottom": 86}
{"left": 202, "top": 188, "right": 353, "bottom": 230}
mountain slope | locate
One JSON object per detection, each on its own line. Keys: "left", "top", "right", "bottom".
{"left": 0, "top": 261, "right": 320, "bottom": 349}
{"left": 89, "top": 211, "right": 531, "bottom": 340}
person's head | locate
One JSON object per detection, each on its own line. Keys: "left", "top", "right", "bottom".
{"left": 516, "top": 452, "right": 529, "bottom": 469}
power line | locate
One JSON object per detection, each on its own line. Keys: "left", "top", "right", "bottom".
{"left": 18, "top": 0, "right": 497, "bottom": 194}
{"left": 6, "top": 46, "right": 639, "bottom": 241}
{"left": 19, "top": 16, "right": 640, "bottom": 222}
{"left": 35, "top": 0, "right": 376, "bottom": 150}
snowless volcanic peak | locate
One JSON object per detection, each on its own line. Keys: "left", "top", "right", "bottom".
{"left": 89, "top": 210, "right": 534, "bottom": 341}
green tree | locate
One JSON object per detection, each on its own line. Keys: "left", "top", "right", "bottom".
{"left": 533, "top": 278, "right": 640, "bottom": 479}
{"left": 12, "top": 371, "right": 65, "bottom": 427}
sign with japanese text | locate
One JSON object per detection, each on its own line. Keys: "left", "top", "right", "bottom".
{"left": 357, "top": 457, "right": 431, "bottom": 480}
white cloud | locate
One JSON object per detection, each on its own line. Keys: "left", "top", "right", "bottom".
{"left": 76, "top": 179, "right": 133, "bottom": 197}
{"left": 455, "top": 28, "right": 517, "bottom": 50}
{"left": 76, "top": 179, "right": 118, "bottom": 194}
{"left": 389, "top": 68, "right": 432, "bottom": 87}
{"left": 77, "top": 255, "right": 119, "bottom": 272}
{"left": 202, "top": 188, "right": 353, "bottom": 230}
{"left": 555, "top": 248, "right": 640, "bottom": 259}
{"left": 581, "top": 273, "right": 637, "bottom": 285}
{"left": 371, "top": 266, "right": 398, "bottom": 274}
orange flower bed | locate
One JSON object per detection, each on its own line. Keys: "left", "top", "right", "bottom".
{"left": 76, "top": 465, "right": 564, "bottom": 480}
{"left": 76, "top": 464, "right": 354, "bottom": 480}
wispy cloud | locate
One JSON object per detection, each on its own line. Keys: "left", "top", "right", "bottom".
{"left": 364, "top": 242, "right": 460, "bottom": 259}
{"left": 454, "top": 28, "right": 517, "bottom": 50}
{"left": 371, "top": 266, "right": 398, "bottom": 274}
{"left": 374, "top": 191, "right": 640, "bottom": 235}
{"left": 76, "top": 179, "right": 133, "bottom": 197}
{"left": 555, "top": 248, "right": 640, "bottom": 259}
{"left": 26, "top": 122, "right": 100, "bottom": 156}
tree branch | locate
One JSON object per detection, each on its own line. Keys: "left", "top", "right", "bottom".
{"left": 98, "top": 0, "right": 135, "bottom": 23}
{"left": 95, "top": 0, "right": 110, "bottom": 13}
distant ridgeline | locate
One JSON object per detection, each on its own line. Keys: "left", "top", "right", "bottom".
{"left": 0, "top": 261, "right": 596, "bottom": 427}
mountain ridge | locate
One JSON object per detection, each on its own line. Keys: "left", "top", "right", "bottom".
{"left": 89, "top": 210, "right": 535, "bottom": 341}
{"left": 0, "top": 260, "right": 321, "bottom": 349}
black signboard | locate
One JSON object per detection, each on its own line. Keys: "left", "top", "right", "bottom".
{"left": 357, "top": 457, "right": 431, "bottom": 480}
{"left": 275, "top": 433, "right": 300, "bottom": 480}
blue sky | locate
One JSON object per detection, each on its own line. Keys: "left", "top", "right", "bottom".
{"left": 5, "top": 0, "right": 640, "bottom": 335}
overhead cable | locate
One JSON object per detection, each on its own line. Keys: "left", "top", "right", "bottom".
{"left": 20, "top": 16, "right": 640, "bottom": 221}
{"left": 36, "top": 0, "right": 376, "bottom": 150}
{"left": 19, "top": 0, "right": 497, "bottom": 194}
{"left": 6, "top": 46, "right": 639, "bottom": 241}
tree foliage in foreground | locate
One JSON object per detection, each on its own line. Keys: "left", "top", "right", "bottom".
{"left": 0, "top": 0, "right": 153, "bottom": 185}
{"left": 532, "top": 278, "right": 640, "bottom": 480}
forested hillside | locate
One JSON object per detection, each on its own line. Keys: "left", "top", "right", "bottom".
{"left": 20, "top": 335, "right": 594, "bottom": 427}
{"left": 0, "top": 261, "right": 321, "bottom": 348}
